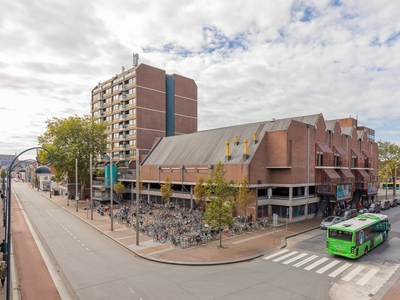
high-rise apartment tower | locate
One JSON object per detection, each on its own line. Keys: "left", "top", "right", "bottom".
{"left": 91, "top": 63, "right": 198, "bottom": 170}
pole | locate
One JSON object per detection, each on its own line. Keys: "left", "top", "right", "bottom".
{"left": 110, "top": 152, "right": 113, "bottom": 232}
{"left": 395, "top": 163, "right": 397, "bottom": 197}
{"left": 66, "top": 175, "right": 69, "bottom": 206}
{"left": 90, "top": 154, "right": 93, "bottom": 220}
{"left": 386, "top": 164, "right": 388, "bottom": 200}
{"left": 76, "top": 158, "right": 78, "bottom": 212}
{"left": 136, "top": 149, "right": 140, "bottom": 245}
{"left": 6, "top": 171, "right": 12, "bottom": 300}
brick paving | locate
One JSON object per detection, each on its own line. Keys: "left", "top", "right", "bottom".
{"left": 3, "top": 184, "right": 400, "bottom": 299}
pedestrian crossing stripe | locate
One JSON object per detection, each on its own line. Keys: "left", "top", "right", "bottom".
{"left": 263, "top": 250, "right": 385, "bottom": 286}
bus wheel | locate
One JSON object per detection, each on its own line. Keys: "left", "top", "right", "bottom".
{"left": 364, "top": 247, "right": 368, "bottom": 256}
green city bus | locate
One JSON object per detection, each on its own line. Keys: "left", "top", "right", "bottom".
{"left": 326, "top": 213, "right": 390, "bottom": 259}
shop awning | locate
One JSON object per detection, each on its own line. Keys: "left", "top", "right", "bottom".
{"left": 340, "top": 169, "right": 355, "bottom": 178}
{"left": 351, "top": 148, "right": 363, "bottom": 159}
{"left": 362, "top": 150, "right": 372, "bottom": 159}
{"left": 358, "top": 169, "right": 370, "bottom": 178}
{"left": 316, "top": 142, "right": 333, "bottom": 153}
{"left": 333, "top": 145, "right": 347, "bottom": 155}
{"left": 369, "top": 169, "right": 378, "bottom": 177}
{"left": 323, "top": 168, "right": 341, "bottom": 179}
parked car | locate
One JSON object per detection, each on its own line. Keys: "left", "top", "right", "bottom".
{"left": 389, "top": 198, "right": 398, "bottom": 207}
{"left": 359, "top": 208, "right": 369, "bottom": 214}
{"left": 336, "top": 208, "right": 358, "bottom": 220}
{"left": 380, "top": 200, "right": 391, "bottom": 210}
{"left": 320, "top": 216, "right": 343, "bottom": 229}
{"left": 366, "top": 202, "right": 381, "bottom": 213}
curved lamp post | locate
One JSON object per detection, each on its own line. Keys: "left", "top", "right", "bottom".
{"left": 6, "top": 147, "right": 51, "bottom": 300}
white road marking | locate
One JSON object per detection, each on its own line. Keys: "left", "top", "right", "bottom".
{"left": 273, "top": 251, "right": 298, "bottom": 262}
{"left": 342, "top": 265, "right": 365, "bottom": 281}
{"left": 356, "top": 269, "right": 379, "bottom": 286}
{"left": 329, "top": 263, "right": 352, "bottom": 278}
{"left": 283, "top": 253, "right": 308, "bottom": 265}
{"left": 316, "top": 260, "right": 340, "bottom": 274}
{"left": 263, "top": 249, "right": 289, "bottom": 260}
{"left": 293, "top": 255, "right": 318, "bottom": 267}
{"left": 304, "top": 257, "right": 329, "bottom": 271}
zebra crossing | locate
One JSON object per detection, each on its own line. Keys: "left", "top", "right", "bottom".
{"left": 263, "top": 249, "right": 385, "bottom": 285}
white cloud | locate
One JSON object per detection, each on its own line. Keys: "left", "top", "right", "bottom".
{"left": 1, "top": 0, "right": 400, "bottom": 158}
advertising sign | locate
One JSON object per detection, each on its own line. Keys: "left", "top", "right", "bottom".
{"left": 337, "top": 184, "right": 351, "bottom": 201}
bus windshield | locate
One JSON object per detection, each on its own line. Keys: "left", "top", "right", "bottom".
{"left": 328, "top": 229, "right": 352, "bottom": 242}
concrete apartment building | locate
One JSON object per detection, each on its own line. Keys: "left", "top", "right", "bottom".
{"left": 90, "top": 62, "right": 197, "bottom": 201}
{"left": 132, "top": 113, "right": 378, "bottom": 223}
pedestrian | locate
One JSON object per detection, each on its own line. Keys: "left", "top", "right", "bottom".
{"left": 0, "top": 260, "right": 6, "bottom": 288}
{"left": 249, "top": 213, "right": 252, "bottom": 222}
{"left": 0, "top": 240, "right": 6, "bottom": 257}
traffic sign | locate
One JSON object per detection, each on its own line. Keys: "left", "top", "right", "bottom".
{"left": 75, "top": 196, "right": 79, "bottom": 201}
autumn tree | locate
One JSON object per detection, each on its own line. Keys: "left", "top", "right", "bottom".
{"left": 38, "top": 115, "right": 107, "bottom": 199}
{"left": 194, "top": 176, "right": 207, "bottom": 210}
{"left": 160, "top": 176, "right": 174, "bottom": 207}
{"left": 236, "top": 177, "right": 255, "bottom": 220}
{"left": 378, "top": 141, "right": 400, "bottom": 196}
{"left": 204, "top": 162, "right": 237, "bottom": 248}
{"left": 114, "top": 181, "right": 125, "bottom": 202}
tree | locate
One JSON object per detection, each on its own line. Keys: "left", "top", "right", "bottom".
{"left": 38, "top": 115, "right": 107, "bottom": 199}
{"left": 236, "top": 177, "right": 255, "bottom": 219}
{"left": 114, "top": 181, "right": 125, "bottom": 202}
{"left": 160, "top": 176, "right": 174, "bottom": 206}
{"left": 204, "top": 162, "right": 237, "bottom": 248}
{"left": 378, "top": 141, "right": 400, "bottom": 197}
{"left": 194, "top": 176, "right": 207, "bottom": 210}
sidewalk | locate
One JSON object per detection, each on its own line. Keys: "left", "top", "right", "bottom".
{"left": 37, "top": 189, "right": 322, "bottom": 265}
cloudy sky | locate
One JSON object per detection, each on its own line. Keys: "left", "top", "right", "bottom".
{"left": 1, "top": 0, "right": 399, "bottom": 160}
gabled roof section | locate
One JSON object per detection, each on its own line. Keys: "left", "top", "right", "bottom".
{"left": 325, "top": 119, "right": 336, "bottom": 132}
{"left": 357, "top": 129, "right": 365, "bottom": 141}
{"left": 142, "top": 113, "right": 323, "bottom": 166}
{"left": 341, "top": 126, "right": 354, "bottom": 137}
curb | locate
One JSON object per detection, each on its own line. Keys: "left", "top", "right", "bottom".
{"left": 39, "top": 191, "right": 319, "bottom": 266}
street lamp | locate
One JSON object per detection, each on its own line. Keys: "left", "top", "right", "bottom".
{"left": 6, "top": 147, "right": 51, "bottom": 300}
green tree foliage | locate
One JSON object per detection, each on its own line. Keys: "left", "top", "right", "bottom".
{"left": 204, "top": 162, "right": 237, "bottom": 248}
{"left": 160, "top": 176, "right": 174, "bottom": 206}
{"left": 38, "top": 115, "right": 107, "bottom": 198}
{"left": 194, "top": 176, "right": 207, "bottom": 210}
{"left": 378, "top": 141, "right": 400, "bottom": 196}
{"left": 236, "top": 177, "right": 255, "bottom": 218}
{"left": 114, "top": 181, "right": 125, "bottom": 202}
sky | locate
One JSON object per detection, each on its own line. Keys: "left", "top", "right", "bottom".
{"left": 1, "top": 0, "right": 399, "bottom": 160}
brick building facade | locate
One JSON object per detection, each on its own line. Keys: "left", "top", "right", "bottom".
{"left": 128, "top": 113, "right": 378, "bottom": 223}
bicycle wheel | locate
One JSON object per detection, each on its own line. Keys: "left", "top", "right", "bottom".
{"left": 159, "top": 234, "right": 167, "bottom": 244}
{"left": 153, "top": 234, "right": 158, "bottom": 242}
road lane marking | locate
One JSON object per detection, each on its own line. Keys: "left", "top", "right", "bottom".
{"left": 273, "top": 251, "right": 298, "bottom": 262}
{"left": 342, "top": 265, "right": 365, "bottom": 281}
{"left": 263, "top": 250, "right": 289, "bottom": 260}
{"left": 304, "top": 257, "right": 329, "bottom": 270}
{"left": 356, "top": 269, "right": 379, "bottom": 286}
{"left": 316, "top": 260, "right": 340, "bottom": 274}
{"left": 329, "top": 263, "right": 352, "bottom": 277}
{"left": 293, "top": 255, "right": 318, "bottom": 267}
{"left": 283, "top": 253, "right": 308, "bottom": 265}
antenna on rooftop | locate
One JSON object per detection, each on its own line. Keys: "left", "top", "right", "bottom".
{"left": 133, "top": 53, "right": 139, "bottom": 66}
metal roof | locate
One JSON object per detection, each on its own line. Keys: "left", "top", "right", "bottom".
{"left": 142, "top": 114, "right": 322, "bottom": 166}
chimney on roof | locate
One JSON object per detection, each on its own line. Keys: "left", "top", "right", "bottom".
{"left": 253, "top": 134, "right": 257, "bottom": 144}
{"left": 225, "top": 141, "right": 231, "bottom": 162}
{"left": 243, "top": 139, "right": 249, "bottom": 161}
